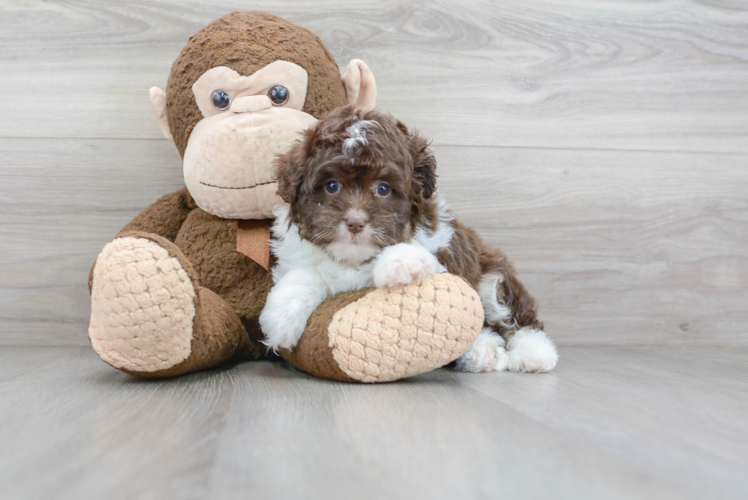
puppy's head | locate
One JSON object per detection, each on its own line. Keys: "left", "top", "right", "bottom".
{"left": 274, "top": 106, "right": 437, "bottom": 265}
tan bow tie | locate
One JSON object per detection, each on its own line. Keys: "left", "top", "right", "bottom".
{"left": 236, "top": 219, "right": 272, "bottom": 271}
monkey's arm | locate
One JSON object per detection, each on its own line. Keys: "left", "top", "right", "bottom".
{"left": 89, "top": 188, "right": 197, "bottom": 292}
{"left": 116, "top": 187, "right": 197, "bottom": 241}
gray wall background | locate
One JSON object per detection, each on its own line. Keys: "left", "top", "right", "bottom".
{"left": 1, "top": 0, "right": 746, "bottom": 346}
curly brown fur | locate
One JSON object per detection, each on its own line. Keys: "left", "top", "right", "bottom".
{"left": 275, "top": 106, "right": 437, "bottom": 264}
{"left": 436, "top": 222, "right": 543, "bottom": 336}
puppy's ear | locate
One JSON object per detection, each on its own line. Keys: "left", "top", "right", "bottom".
{"left": 414, "top": 146, "right": 437, "bottom": 199}
{"left": 274, "top": 128, "right": 314, "bottom": 204}
{"left": 402, "top": 122, "right": 437, "bottom": 199}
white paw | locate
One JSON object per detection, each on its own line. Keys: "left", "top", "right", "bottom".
{"left": 506, "top": 328, "right": 558, "bottom": 373}
{"left": 260, "top": 268, "right": 329, "bottom": 352}
{"left": 455, "top": 328, "right": 509, "bottom": 372}
{"left": 259, "top": 296, "right": 311, "bottom": 352}
{"left": 260, "top": 270, "right": 328, "bottom": 351}
{"left": 372, "top": 243, "right": 439, "bottom": 288}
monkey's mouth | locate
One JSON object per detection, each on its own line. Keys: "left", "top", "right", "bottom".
{"left": 199, "top": 180, "right": 276, "bottom": 190}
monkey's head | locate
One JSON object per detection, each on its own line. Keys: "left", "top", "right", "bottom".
{"left": 149, "top": 11, "right": 376, "bottom": 219}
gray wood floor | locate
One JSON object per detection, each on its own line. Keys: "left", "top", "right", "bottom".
{"left": 1, "top": 1, "right": 747, "bottom": 499}
{"left": 1, "top": 345, "right": 747, "bottom": 500}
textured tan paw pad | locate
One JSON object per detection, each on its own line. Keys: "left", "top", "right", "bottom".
{"left": 89, "top": 237, "right": 196, "bottom": 372}
{"left": 328, "top": 274, "right": 484, "bottom": 382}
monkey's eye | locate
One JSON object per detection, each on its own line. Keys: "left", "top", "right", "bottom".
{"left": 375, "top": 183, "right": 391, "bottom": 197}
{"left": 212, "top": 90, "right": 231, "bottom": 110}
{"left": 268, "top": 85, "right": 289, "bottom": 106}
{"left": 324, "top": 180, "right": 340, "bottom": 194}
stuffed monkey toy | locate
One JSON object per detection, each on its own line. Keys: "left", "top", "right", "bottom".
{"left": 88, "top": 11, "right": 484, "bottom": 383}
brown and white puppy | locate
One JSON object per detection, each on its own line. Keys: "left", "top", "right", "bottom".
{"left": 259, "top": 107, "right": 558, "bottom": 373}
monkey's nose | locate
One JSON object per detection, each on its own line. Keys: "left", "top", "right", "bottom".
{"left": 346, "top": 217, "right": 366, "bottom": 234}
{"left": 231, "top": 95, "right": 272, "bottom": 113}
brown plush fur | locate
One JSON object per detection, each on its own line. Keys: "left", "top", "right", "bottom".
{"left": 90, "top": 189, "right": 276, "bottom": 347}
{"left": 275, "top": 107, "right": 543, "bottom": 338}
{"left": 166, "top": 11, "right": 348, "bottom": 157}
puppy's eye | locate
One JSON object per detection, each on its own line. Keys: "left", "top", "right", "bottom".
{"left": 324, "top": 180, "right": 340, "bottom": 194}
{"left": 375, "top": 183, "right": 391, "bottom": 197}
{"left": 268, "top": 85, "right": 289, "bottom": 106}
{"left": 212, "top": 90, "right": 231, "bottom": 110}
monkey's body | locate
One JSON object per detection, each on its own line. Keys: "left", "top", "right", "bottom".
{"left": 90, "top": 187, "right": 483, "bottom": 380}
{"left": 87, "top": 12, "right": 485, "bottom": 382}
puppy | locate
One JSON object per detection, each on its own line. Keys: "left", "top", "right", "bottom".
{"left": 259, "top": 106, "right": 558, "bottom": 373}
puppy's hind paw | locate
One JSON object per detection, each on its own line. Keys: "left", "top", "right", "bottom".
{"left": 455, "top": 328, "right": 509, "bottom": 372}
{"left": 373, "top": 243, "right": 439, "bottom": 288}
{"left": 506, "top": 328, "right": 558, "bottom": 373}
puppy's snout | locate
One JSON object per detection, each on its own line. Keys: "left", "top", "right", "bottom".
{"left": 345, "top": 217, "right": 367, "bottom": 234}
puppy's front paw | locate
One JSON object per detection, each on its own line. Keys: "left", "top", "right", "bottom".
{"left": 259, "top": 296, "right": 312, "bottom": 352}
{"left": 373, "top": 243, "right": 439, "bottom": 288}
{"left": 506, "top": 328, "right": 558, "bottom": 373}
{"left": 455, "top": 328, "right": 509, "bottom": 372}
{"left": 260, "top": 269, "right": 329, "bottom": 353}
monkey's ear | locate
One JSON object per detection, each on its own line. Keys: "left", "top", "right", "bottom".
{"left": 341, "top": 59, "right": 377, "bottom": 112}
{"left": 149, "top": 87, "right": 173, "bottom": 140}
{"left": 407, "top": 128, "right": 437, "bottom": 200}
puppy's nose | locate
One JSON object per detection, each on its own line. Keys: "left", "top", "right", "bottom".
{"left": 346, "top": 217, "right": 366, "bottom": 234}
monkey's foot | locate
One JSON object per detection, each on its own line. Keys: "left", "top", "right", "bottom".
{"left": 281, "top": 273, "right": 484, "bottom": 383}
{"left": 89, "top": 233, "right": 251, "bottom": 377}
{"left": 89, "top": 235, "right": 197, "bottom": 373}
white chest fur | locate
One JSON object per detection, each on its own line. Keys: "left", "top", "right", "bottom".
{"left": 269, "top": 206, "right": 376, "bottom": 295}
